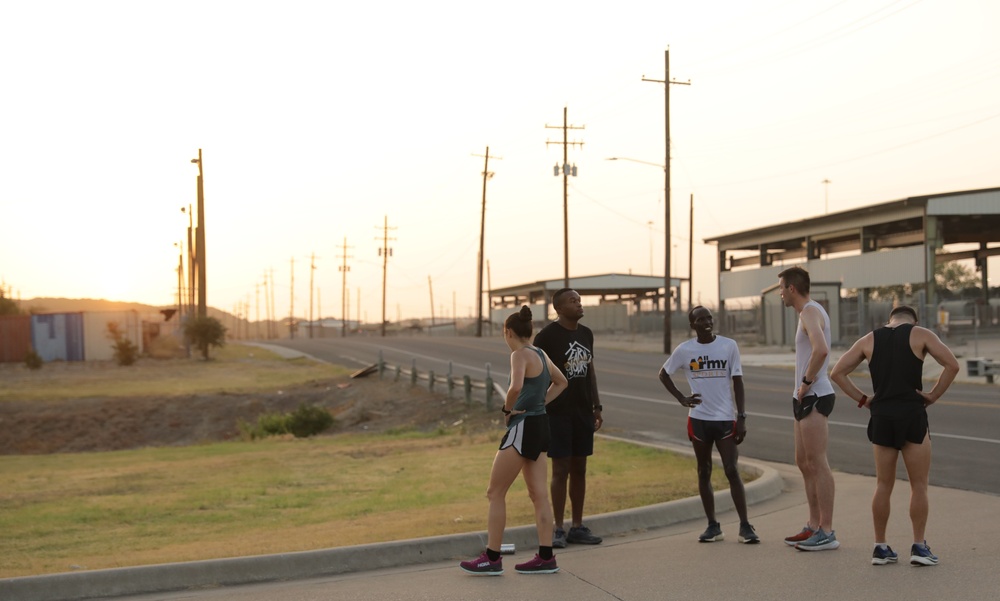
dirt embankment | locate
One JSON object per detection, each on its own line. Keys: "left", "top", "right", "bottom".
{"left": 0, "top": 377, "right": 499, "bottom": 455}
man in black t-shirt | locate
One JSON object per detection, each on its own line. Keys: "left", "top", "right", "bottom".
{"left": 831, "top": 305, "right": 958, "bottom": 567}
{"left": 533, "top": 288, "right": 603, "bottom": 548}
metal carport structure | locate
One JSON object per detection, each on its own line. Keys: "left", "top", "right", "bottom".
{"left": 704, "top": 186, "right": 1000, "bottom": 342}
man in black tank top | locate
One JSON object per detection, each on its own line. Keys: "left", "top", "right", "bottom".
{"left": 831, "top": 305, "right": 959, "bottom": 567}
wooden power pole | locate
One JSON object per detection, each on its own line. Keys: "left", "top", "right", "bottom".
{"left": 472, "top": 146, "right": 501, "bottom": 337}
{"left": 546, "top": 107, "right": 585, "bottom": 288}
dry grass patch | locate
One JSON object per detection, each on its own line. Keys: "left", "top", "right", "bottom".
{"left": 0, "top": 344, "right": 347, "bottom": 402}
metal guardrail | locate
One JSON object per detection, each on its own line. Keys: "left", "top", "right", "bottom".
{"left": 967, "top": 358, "right": 999, "bottom": 383}
{"left": 358, "top": 350, "right": 507, "bottom": 410}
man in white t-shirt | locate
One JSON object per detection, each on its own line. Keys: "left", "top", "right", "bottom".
{"left": 658, "top": 306, "right": 759, "bottom": 544}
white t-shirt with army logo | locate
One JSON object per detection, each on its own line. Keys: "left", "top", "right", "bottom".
{"left": 661, "top": 335, "right": 743, "bottom": 422}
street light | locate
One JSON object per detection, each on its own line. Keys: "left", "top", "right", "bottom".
{"left": 606, "top": 156, "right": 673, "bottom": 353}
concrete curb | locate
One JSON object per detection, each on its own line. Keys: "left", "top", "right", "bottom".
{"left": 0, "top": 444, "right": 782, "bottom": 601}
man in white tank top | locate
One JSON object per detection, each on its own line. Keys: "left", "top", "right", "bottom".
{"left": 778, "top": 266, "right": 839, "bottom": 551}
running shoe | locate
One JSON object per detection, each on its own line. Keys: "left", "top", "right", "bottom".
{"left": 698, "top": 521, "right": 724, "bottom": 542}
{"left": 871, "top": 545, "right": 898, "bottom": 565}
{"left": 459, "top": 551, "right": 503, "bottom": 575}
{"left": 910, "top": 541, "right": 939, "bottom": 566}
{"left": 552, "top": 527, "right": 567, "bottom": 549}
{"left": 567, "top": 525, "right": 603, "bottom": 545}
{"left": 795, "top": 528, "right": 840, "bottom": 551}
{"left": 783, "top": 525, "right": 815, "bottom": 547}
{"left": 738, "top": 522, "right": 760, "bottom": 544}
{"left": 514, "top": 554, "right": 559, "bottom": 574}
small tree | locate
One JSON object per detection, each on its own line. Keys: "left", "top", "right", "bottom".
{"left": 106, "top": 321, "right": 140, "bottom": 366}
{"left": 24, "top": 349, "right": 43, "bottom": 370}
{"left": 0, "top": 284, "right": 20, "bottom": 316}
{"left": 184, "top": 315, "right": 227, "bottom": 360}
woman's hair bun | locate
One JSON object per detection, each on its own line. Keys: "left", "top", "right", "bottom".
{"left": 518, "top": 305, "right": 532, "bottom": 321}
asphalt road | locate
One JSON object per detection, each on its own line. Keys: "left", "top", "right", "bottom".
{"left": 273, "top": 334, "right": 1000, "bottom": 495}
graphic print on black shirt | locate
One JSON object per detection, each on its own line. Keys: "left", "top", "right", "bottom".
{"left": 533, "top": 321, "right": 594, "bottom": 417}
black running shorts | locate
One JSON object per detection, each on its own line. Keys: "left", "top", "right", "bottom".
{"left": 687, "top": 417, "right": 736, "bottom": 443}
{"left": 793, "top": 393, "right": 835, "bottom": 422}
{"left": 868, "top": 405, "right": 929, "bottom": 450}
{"left": 500, "top": 414, "right": 550, "bottom": 461}
{"left": 546, "top": 413, "right": 595, "bottom": 459}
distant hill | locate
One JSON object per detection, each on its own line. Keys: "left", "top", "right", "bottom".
{"left": 21, "top": 298, "right": 167, "bottom": 314}
{"left": 20, "top": 298, "right": 234, "bottom": 322}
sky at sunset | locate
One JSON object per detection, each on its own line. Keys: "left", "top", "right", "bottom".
{"left": 2, "top": 0, "right": 998, "bottom": 324}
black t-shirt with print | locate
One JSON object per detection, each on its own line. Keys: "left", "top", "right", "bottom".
{"left": 533, "top": 321, "right": 595, "bottom": 417}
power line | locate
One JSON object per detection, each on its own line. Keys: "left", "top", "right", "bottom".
{"left": 696, "top": 109, "right": 1000, "bottom": 189}
{"left": 693, "top": 0, "right": 923, "bottom": 79}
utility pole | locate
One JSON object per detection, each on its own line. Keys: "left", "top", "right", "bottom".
{"left": 261, "top": 273, "right": 269, "bottom": 339}
{"left": 255, "top": 282, "right": 261, "bottom": 339}
{"left": 822, "top": 179, "right": 831, "bottom": 213}
{"left": 289, "top": 257, "right": 295, "bottom": 339}
{"left": 269, "top": 268, "right": 276, "bottom": 339}
{"left": 472, "top": 146, "right": 501, "bottom": 337}
{"left": 643, "top": 49, "right": 690, "bottom": 354}
{"left": 376, "top": 216, "right": 397, "bottom": 337}
{"left": 338, "top": 237, "right": 352, "bottom": 338}
{"left": 486, "top": 259, "right": 493, "bottom": 336}
{"left": 428, "top": 275, "right": 435, "bottom": 333}
{"left": 546, "top": 107, "right": 585, "bottom": 288}
{"left": 191, "top": 149, "right": 207, "bottom": 318}
{"left": 176, "top": 242, "right": 183, "bottom": 322}
{"left": 308, "top": 252, "right": 318, "bottom": 338}
{"left": 688, "top": 193, "right": 694, "bottom": 312}
{"left": 183, "top": 205, "right": 194, "bottom": 319}
{"left": 244, "top": 295, "right": 250, "bottom": 339}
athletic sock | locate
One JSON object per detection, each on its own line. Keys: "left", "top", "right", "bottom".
{"left": 486, "top": 548, "right": 501, "bottom": 562}
{"left": 874, "top": 543, "right": 888, "bottom": 550}
{"left": 539, "top": 545, "right": 553, "bottom": 560}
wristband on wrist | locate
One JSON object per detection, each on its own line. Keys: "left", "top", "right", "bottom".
{"left": 501, "top": 408, "right": 511, "bottom": 415}
{"left": 857, "top": 394, "right": 868, "bottom": 408}
{"left": 737, "top": 412, "right": 747, "bottom": 419}
{"left": 801, "top": 376, "right": 814, "bottom": 386}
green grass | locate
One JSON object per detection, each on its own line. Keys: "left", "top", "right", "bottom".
{"left": 0, "top": 431, "right": 748, "bottom": 578}
{"left": 0, "top": 343, "right": 756, "bottom": 578}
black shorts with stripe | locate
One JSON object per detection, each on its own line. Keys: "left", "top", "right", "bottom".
{"left": 793, "top": 393, "right": 835, "bottom": 421}
{"left": 499, "top": 414, "right": 550, "bottom": 461}
{"left": 687, "top": 416, "right": 736, "bottom": 443}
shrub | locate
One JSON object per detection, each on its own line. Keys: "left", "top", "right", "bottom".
{"left": 257, "top": 412, "right": 290, "bottom": 436}
{"left": 238, "top": 404, "right": 334, "bottom": 440}
{"left": 24, "top": 350, "right": 43, "bottom": 370}
{"left": 106, "top": 322, "right": 140, "bottom": 366}
{"left": 146, "top": 334, "right": 185, "bottom": 359}
{"left": 286, "top": 404, "right": 335, "bottom": 438}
